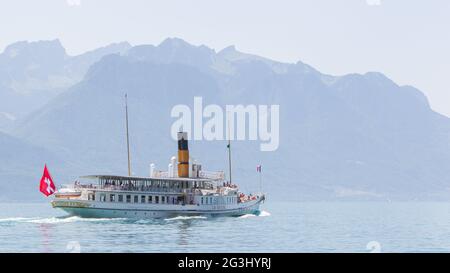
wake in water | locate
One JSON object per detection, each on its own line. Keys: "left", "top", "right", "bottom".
{"left": 238, "top": 210, "right": 271, "bottom": 219}
{"left": 0, "top": 216, "right": 126, "bottom": 224}
{"left": 164, "top": 215, "right": 208, "bottom": 221}
{"left": 132, "top": 218, "right": 165, "bottom": 224}
{"left": 0, "top": 217, "right": 39, "bottom": 223}
{"left": 258, "top": 210, "right": 271, "bottom": 217}
{"left": 0, "top": 211, "right": 270, "bottom": 225}
{"left": 27, "top": 216, "right": 127, "bottom": 224}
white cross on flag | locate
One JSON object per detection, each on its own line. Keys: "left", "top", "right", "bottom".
{"left": 39, "top": 164, "right": 56, "bottom": 197}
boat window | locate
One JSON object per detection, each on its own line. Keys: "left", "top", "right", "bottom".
{"left": 126, "top": 195, "right": 131, "bottom": 203}
{"left": 134, "top": 195, "right": 138, "bottom": 203}
{"left": 100, "top": 194, "right": 106, "bottom": 202}
{"left": 161, "top": 196, "right": 165, "bottom": 203}
{"left": 148, "top": 196, "right": 152, "bottom": 203}
{"left": 110, "top": 194, "right": 115, "bottom": 202}
{"left": 141, "top": 195, "right": 145, "bottom": 203}
{"left": 118, "top": 195, "right": 123, "bottom": 202}
{"left": 155, "top": 196, "right": 159, "bottom": 204}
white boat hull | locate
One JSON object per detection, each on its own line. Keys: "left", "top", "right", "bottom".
{"left": 52, "top": 197, "right": 264, "bottom": 219}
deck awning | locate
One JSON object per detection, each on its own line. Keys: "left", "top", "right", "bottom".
{"left": 80, "top": 174, "right": 215, "bottom": 182}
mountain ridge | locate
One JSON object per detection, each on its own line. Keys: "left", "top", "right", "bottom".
{"left": 0, "top": 39, "right": 132, "bottom": 129}
{"left": 2, "top": 37, "right": 450, "bottom": 201}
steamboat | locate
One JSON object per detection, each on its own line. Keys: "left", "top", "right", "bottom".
{"left": 51, "top": 96, "right": 265, "bottom": 218}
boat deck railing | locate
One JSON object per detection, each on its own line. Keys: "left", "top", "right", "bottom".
{"left": 73, "top": 184, "right": 207, "bottom": 194}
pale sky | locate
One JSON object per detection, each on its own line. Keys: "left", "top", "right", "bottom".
{"left": 1, "top": 0, "right": 449, "bottom": 116}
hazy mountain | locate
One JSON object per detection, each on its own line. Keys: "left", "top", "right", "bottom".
{"left": 5, "top": 38, "right": 450, "bottom": 201}
{"left": 0, "top": 39, "right": 131, "bottom": 131}
{"left": 0, "top": 131, "right": 72, "bottom": 201}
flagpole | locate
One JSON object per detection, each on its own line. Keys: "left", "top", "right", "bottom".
{"left": 125, "top": 93, "right": 131, "bottom": 177}
{"left": 259, "top": 167, "right": 262, "bottom": 194}
{"left": 227, "top": 120, "right": 232, "bottom": 184}
{"left": 257, "top": 165, "right": 262, "bottom": 194}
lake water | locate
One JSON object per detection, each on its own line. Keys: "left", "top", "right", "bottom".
{"left": 1, "top": 201, "right": 450, "bottom": 252}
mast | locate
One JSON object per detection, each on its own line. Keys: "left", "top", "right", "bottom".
{"left": 125, "top": 94, "right": 131, "bottom": 176}
{"left": 227, "top": 121, "right": 232, "bottom": 183}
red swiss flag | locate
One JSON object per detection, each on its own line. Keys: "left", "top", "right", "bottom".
{"left": 39, "top": 164, "right": 56, "bottom": 197}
